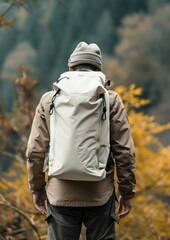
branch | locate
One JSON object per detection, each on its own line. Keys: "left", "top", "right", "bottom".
{"left": 0, "top": 1, "right": 16, "bottom": 17}
{"left": 0, "top": 194, "right": 41, "bottom": 240}
{"left": 0, "top": 0, "right": 35, "bottom": 19}
{"left": 25, "top": 210, "right": 42, "bottom": 216}
{"left": 11, "top": 227, "right": 39, "bottom": 235}
{"left": 0, "top": 151, "right": 25, "bottom": 164}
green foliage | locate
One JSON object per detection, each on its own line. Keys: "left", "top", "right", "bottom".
{"left": 0, "top": 0, "right": 149, "bottom": 110}
{"left": 149, "top": 0, "right": 170, "bottom": 12}
{"left": 105, "top": 4, "right": 170, "bottom": 145}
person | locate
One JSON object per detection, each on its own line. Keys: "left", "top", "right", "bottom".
{"left": 26, "top": 42, "right": 136, "bottom": 240}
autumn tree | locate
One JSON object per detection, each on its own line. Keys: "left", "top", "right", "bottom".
{"left": 1, "top": 1, "right": 170, "bottom": 239}
{"left": 0, "top": 66, "right": 47, "bottom": 240}
{"left": 0, "top": 68, "right": 170, "bottom": 239}
{"left": 114, "top": 85, "right": 170, "bottom": 240}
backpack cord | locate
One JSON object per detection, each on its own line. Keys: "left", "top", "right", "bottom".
{"left": 105, "top": 79, "right": 110, "bottom": 87}
{"left": 101, "top": 94, "right": 107, "bottom": 121}
{"left": 49, "top": 89, "right": 60, "bottom": 115}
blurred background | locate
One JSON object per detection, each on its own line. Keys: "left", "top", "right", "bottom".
{"left": 0, "top": 0, "right": 170, "bottom": 239}
{"left": 1, "top": 0, "right": 170, "bottom": 143}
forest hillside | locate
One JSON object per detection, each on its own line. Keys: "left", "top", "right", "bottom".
{"left": 0, "top": 0, "right": 170, "bottom": 144}
{"left": 0, "top": 1, "right": 170, "bottom": 239}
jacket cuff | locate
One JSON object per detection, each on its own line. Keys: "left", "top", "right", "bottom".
{"left": 29, "top": 186, "right": 46, "bottom": 194}
{"left": 121, "top": 192, "right": 135, "bottom": 200}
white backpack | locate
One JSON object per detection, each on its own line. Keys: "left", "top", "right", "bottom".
{"left": 48, "top": 71, "right": 110, "bottom": 181}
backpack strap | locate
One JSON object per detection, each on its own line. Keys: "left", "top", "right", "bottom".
{"left": 49, "top": 75, "right": 68, "bottom": 115}
{"left": 49, "top": 89, "right": 60, "bottom": 115}
{"left": 100, "top": 93, "right": 107, "bottom": 121}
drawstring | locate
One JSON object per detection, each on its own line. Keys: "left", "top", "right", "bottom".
{"left": 100, "top": 93, "right": 107, "bottom": 121}
{"left": 105, "top": 79, "right": 110, "bottom": 87}
{"left": 49, "top": 76, "right": 68, "bottom": 115}
{"left": 50, "top": 88, "right": 107, "bottom": 119}
{"left": 57, "top": 76, "right": 69, "bottom": 83}
{"left": 49, "top": 89, "right": 60, "bottom": 115}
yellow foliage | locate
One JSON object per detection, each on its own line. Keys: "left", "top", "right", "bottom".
{"left": 0, "top": 16, "right": 15, "bottom": 30}
{"left": 113, "top": 84, "right": 170, "bottom": 239}
{"left": 115, "top": 84, "right": 150, "bottom": 110}
{"left": 0, "top": 76, "right": 170, "bottom": 239}
{"left": 0, "top": 161, "right": 46, "bottom": 239}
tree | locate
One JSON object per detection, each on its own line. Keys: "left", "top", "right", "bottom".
{"left": 0, "top": 0, "right": 150, "bottom": 107}
{"left": 105, "top": 5, "right": 170, "bottom": 145}
{"left": 107, "top": 5, "right": 170, "bottom": 101}
{"left": 1, "top": 1, "right": 170, "bottom": 239}
{"left": 0, "top": 68, "right": 170, "bottom": 239}
{"left": 113, "top": 84, "right": 170, "bottom": 240}
{"left": 0, "top": 65, "right": 46, "bottom": 239}
{"left": 149, "top": 0, "right": 170, "bottom": 12}
{"left": 88, "top": 11, "right": 116, "bottom": 54}
{"left": 1, "top": 42, "right": 38, "bottom": 111}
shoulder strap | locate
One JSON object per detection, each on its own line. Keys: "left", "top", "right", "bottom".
{"left": 49, "top": 88, "right": 60, "bottom": 115}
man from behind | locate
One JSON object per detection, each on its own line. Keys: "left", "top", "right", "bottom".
{"left": 26, "top": 41, "right": 136, "bottom": 240}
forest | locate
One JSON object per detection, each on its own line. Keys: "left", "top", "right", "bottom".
{"left": 0, "top": 0, "right": 170, "bottom": 239}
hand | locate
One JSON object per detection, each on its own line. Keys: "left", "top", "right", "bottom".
{"left": 32, "top": 190, "right": 47, "bottom": 215}
{"left": 118, "top": 195, "right": 132, "bottom": 220}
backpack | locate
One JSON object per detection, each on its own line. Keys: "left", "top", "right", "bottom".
{"left": 48, "top": 71, "right": 110, "bottom": 181}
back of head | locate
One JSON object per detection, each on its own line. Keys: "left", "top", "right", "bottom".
{"left": 68, "top": 42, "right": 102, "bottom": 71}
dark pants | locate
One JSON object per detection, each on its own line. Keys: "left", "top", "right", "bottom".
{"left": 45, "top": 194, "right": 117, "bottom": 240}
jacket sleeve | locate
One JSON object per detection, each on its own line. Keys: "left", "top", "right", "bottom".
{"left": 26, "top": 95, "right": 50, "bottom": 193}
{"left": 109, "top": 91, "right": 136, "bottom": 199}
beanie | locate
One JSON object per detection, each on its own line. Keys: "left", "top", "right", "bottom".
{"left": 68, "top": 42, "right": 102, "bottom": 70}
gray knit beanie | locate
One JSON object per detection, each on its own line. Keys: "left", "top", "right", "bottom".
{"left": 68, "top": 42, "right": 102, "bottom": 70}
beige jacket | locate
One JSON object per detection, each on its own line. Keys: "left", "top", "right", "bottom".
{"left": 26, "top": 88, "right": 136, "bottom": 206}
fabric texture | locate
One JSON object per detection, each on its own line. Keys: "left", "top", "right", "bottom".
{"left": 45, "top": 193, "right": 117, "bottom": 240}
{"left": 26, "top": 88, "right": 136, "bottom": 206}
{"left": 46, "top": 171, "right": 114, "bottom": 207}
{"left": 68, "top": 42, "right": 102, "bottom": 70}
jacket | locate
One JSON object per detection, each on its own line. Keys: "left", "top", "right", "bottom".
{"left": 26, "top": 87, "right": 136, "bottom": 207}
